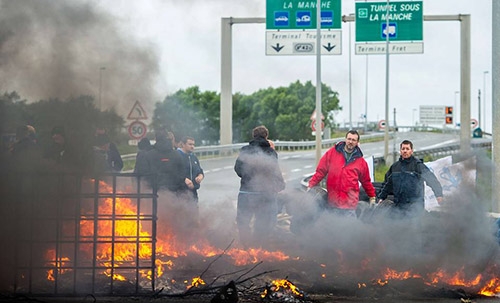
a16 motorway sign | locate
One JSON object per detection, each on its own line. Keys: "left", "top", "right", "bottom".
{"left": 355, "top": 1, "right": 423, "bottom": 54}
{"left": 266, "top": 0, "right": 342, "bottom": 55}
{"left": 266, "top": 0, "right": 341, "bottom": 30}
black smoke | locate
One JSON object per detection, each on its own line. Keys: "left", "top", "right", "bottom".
{"left": 0, "top": 0, "right": 160, "bottom": 114}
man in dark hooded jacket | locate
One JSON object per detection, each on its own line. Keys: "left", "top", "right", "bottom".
{"left": 378, "top": 139, "right": 443, "bottom": 218}
{"left": 234, "top": 125, "right": 286, "bottom": 248}
{"left": 133, "top": 137, "right": 153, "bottom": 175}
{"left": 145, "top": 132, "right": 186, "bottom": 192}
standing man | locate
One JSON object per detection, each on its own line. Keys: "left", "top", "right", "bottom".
{"left": 177, "top": 136, "right": 204, "bottom": 202}
{"left": 308, "top": 130, "right": 376, "bottom": 217}
{"left": 234, "top": 125, "right": 286, "bottom": 248}
{"left": 133, "top": 137, "right": 153, "bottom": 175}
{"left": 145, "top": 130, "right": 186, "bottom": 192}
{"left": 378, "top": 140, "right": 443, "bottom": 218}
{"left": 43, "top": 126, "right": 84, "bottom": 170}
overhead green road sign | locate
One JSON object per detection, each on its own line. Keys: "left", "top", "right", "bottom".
{"left": 355, "top": 1, "right": 423, "bottom": 54}
{"left": 266, "top": 0, "right": 341, "bottom": 30}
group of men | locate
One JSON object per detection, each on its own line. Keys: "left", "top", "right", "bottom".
{"left": 6, "top": 124, "right": 124, "bottom": 173}
{"left": 7, "top": 123, "right": 445, "bottom": 250}
{"left": 133, "top": 131, "right": 204, "bottom": 204}
{"left": 234, "top": 127, "right": 444, "bottom": 248}
{"left": 307, "top": 130, "right": 443, "bottom": 218}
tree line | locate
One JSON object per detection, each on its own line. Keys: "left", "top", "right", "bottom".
{"left": 152, "top": 80, "right": 340, "bottom": 144}
{"left": 0, "top": 80, "right": 341, "bottom": 150}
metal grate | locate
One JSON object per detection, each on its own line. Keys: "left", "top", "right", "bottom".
{"left": 2, "top": 172, "right": 157, "bottom": 296}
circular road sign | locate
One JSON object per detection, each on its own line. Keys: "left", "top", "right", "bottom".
{"left": 378, "top": 120, "right": 386, "bottom": 129}
{"left": 311, "top": 119, "right": 324, "bottom": 131}
{"left": 470, "top": 119, "right": 478, "bottom": 129}
{"left": 128, "top": 121, "right": 147, "bottom": 140}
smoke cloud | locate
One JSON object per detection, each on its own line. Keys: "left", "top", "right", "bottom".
{"left": 0, "top": 0, "right": 160, "bottom": 115}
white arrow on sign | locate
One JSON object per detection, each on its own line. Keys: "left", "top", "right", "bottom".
{"left": 266, "top": 30, "right": 342, "bottom": 56}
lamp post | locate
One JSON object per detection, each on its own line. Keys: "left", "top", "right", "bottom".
{"left": 364, "top": 55, "right": 369, "bottom": 132}
{"left": 483, "top": 71, "right": 489, "bottom": 132}
{"left": 348, "top": 14, "right": 354, "bottom": 129}
{"left": 478, "top": 89, "right": 481, "bottom": 129}
{"left": 454, "top": 91, "right": 459, "bottom": 128}
{"left": 99, "top": 67, "right": 106, "bottom": 110}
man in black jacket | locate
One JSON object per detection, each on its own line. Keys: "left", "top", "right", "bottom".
{"left": 145, "top": 133, "right": 186, "bottom": 193}
{"left": 378, "top": 140, "right": 443, "bottom": 218}
{"left": 177, "top": 136, "right": 204, "bottom": 203}
{"left": 234, "top": 125, "right": 286, "bottom": 248}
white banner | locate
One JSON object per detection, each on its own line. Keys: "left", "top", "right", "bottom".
{"left": 424, "top": 156, "right": 477, "bottom": 211}
{"left": 365, "top": 155, "right": 375, "bottom": 182}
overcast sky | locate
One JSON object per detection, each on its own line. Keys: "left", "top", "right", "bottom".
{"left": 98, "top": 0, "right": 491, "bottom": 131}
{"left": 3, "top": 0, "right": 492, "bottom": 133}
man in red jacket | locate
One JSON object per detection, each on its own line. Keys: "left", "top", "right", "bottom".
{"left": 308, "top": 130, "right": 376, "bottom": 217}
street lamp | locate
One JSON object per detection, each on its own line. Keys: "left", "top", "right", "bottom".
{"left": 348, "top": 13, "right": 354, "bottom": 129}
{"left": 99, "top": 67, "right": 106, "bottom": 110}
{"left": 454, "top": 91, "right": 459, "bottom": 128}
{"left": 364, "top": 55, "right": 369, "bottom": 132}
{"left": 483, "top": 71, "right": 489, "bottom": 132}
{"left": 478, "top": 89, "right": 481, "bottom": 129}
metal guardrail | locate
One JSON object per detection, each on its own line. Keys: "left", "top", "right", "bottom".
{"left": 122, "top": 132, "right": 491, "bottom": 163}
{"left": 122, "top": 133, "right": 386, "bottom": 161}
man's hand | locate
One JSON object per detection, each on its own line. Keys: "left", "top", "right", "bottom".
{"left": 185, "top": 178, "right": 194, "bottom": 189}
{"left": 369, "top": 197, "right": 377, "bottom": 206}
{"left": 437, "top": 196, "right": 444, "bottom": 204}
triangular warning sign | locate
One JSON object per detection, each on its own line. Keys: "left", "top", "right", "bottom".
{"left": 127, "top": 100, "right": 148, "bottom": 120}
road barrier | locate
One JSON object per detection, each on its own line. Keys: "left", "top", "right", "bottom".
{"left": 123, "top": 132, "right": 491, "bottom": 163}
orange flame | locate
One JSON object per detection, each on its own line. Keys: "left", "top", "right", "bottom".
{"left": 261, "top": 279, "right": 304, "bottom": 298}
{"left": 45, "top": 180, "right": 290, "bottom": 283}
{"left": 45, "top": 249, "right": 70, "bottom": 281}
{"left": 187, "top": 276, "right": 206, "bottom": 289}
{"left": 374, "top": 267, "right": 500, "bottom": 297}
{"left": 478, "top": 277, "right": 500, "bottom": 296}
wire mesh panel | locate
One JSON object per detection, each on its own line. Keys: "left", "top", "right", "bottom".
{"left": 0, "top": 172, "right": 157, "bottom": 296}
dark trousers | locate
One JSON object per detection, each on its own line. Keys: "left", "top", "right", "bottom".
{"left": 236, "top": 192, "right": 277, "bottom": 248}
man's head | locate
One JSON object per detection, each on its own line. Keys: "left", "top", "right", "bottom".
{"left": 344, "top": 130, "right": 360, "bottom": 153}
{"left": 15, "top": 125, "right": 36, "bottom": 142}
{"left": 252, "top": 125, "right": 269, "bottom": 140}
{"left": 51, "top": 126, "right": 66, "bottom": 145}
{"left": 94, "top": 134, "right": 110, "bottom": 151}
{"left": 180, "top": 136, "right": 195, "bottom": 153}
{"left": 400, "top": 140, "right": 414, "bottom": 159}
{"left": 138, "top": 137, "right": 151, "bottom": 151}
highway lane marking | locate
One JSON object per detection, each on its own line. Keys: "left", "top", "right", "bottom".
{"left": 204, "top": 166, "right": 234, "bottom": 174}
{"left": 416, "top": 139, "right": 458, "bottom": 150}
